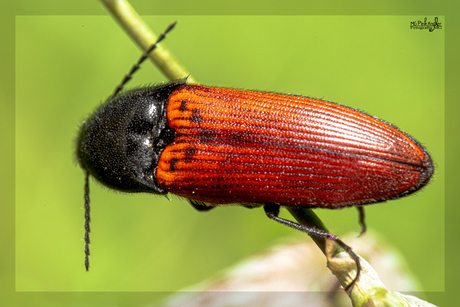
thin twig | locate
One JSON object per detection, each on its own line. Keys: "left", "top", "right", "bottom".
{"left": 100, "top": 0, "right": 197, "bottom": 83}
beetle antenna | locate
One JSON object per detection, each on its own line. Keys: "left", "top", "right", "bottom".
{"left": 111, "top": 21, "right": 177, "bottom": 98}
{"left": 84, "top": 171, "right": 91, "bottom": 271}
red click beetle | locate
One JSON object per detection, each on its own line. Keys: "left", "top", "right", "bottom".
{"left": 75, "top": 22, "right": 433, "bottom": 290}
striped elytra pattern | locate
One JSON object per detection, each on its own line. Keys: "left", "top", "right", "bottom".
{"left": 156, "top": 85, "right": 433, "bottom": 209}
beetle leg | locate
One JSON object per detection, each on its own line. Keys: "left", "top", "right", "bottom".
{"left": 263, "top": 203, "right": 361, "bottom": 291}
{"left": 357, "top": 206, "right": 366, "bottom": 237}
{"left": 188, "top": 199, "right": 215, "bottom": 212}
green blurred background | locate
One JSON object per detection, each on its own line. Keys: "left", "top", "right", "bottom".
{"left": 3, "top": 0, "right": 457, "bottom": 306}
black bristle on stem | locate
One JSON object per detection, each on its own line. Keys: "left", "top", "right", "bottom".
{"left": 111, "top": 21, "right": 177, "bottom": 98}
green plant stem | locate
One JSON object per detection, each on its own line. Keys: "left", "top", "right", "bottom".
{"left": 100, "top": 0, "right": 197, "bottom": 83}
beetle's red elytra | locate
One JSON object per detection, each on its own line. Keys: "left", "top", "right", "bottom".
{"left": 157, "top": 84, "right": 433, "bottom": 207}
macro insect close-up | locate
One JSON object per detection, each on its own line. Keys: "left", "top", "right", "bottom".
{"left": 15, "top": 13, "right": 444, "bottom": 305}
{"left": 75, "top": 15, "right": 439, "bottom": 293}
{"left": 76, "top": 20, "right": 436, "bottom": 292}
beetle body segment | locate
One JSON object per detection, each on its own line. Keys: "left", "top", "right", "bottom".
{"left": 156, "top": 84, "right": 433, "bottom": 208}
{"left": 76, "top": 83, "right": 180, "bottom": 194}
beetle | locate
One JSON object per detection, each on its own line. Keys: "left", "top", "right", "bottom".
{"left": 75, "top": 22, "right": 434, "bottom": 290}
